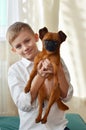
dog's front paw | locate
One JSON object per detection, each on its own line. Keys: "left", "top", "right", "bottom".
{"left": 24, "top": 86, "right": 30, "bottom": 93}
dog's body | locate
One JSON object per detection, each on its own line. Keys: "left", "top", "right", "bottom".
{"left": 24, "top": 27, "right": 69, "bottom": 124}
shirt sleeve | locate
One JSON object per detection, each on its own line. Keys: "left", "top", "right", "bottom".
{"left": 61, "top": 58, "right": 73, "bottom": 102}
{"left": 8, "top": 66, "right": 36, "bottom": 112}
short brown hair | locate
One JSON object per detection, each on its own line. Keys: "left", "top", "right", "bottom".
{"left": 6, "top": 22, "right": 34, "bottom": 44}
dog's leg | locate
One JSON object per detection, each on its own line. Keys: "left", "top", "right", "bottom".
{"left": 41, "top": 62, "right": 60, "bottom": 123}
{"left": 56, "top": 85, "right": 69, "bottom": 110}
{"left": 56, "top": 98, "right": 69, "bottom": 110}
{"left": 41, "top": 85, "right": 58, "bottom": 123}
{"left": 24, "top": 55, "right": 43, "bottom": 93}
{"left": 51, "top": 62, "right": 69, "bottom": 111}
{"left": 35, "top": 85, "right": 46, "bottom": 123}
{"left": 24, "top": 65, "right": 37, "bottom": 93}
{"left": 41, "top": 75, "right": 59, "bottom": 123}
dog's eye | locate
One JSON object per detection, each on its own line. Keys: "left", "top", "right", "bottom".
{"left": 44, "top": 40, "right": 59, "bottom": 45}
{"left": 56, "top": 41, "right": 60, "bottom": 46}
{"left": 44, "top": 40, "right": 49, "bottom": 44}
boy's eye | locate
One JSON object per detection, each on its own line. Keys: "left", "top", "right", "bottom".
{"left": 24, "top": 39, "right": 30, "bottom": 44}
{"left": 15, "top": 44, "right": 21, "bottom": 49}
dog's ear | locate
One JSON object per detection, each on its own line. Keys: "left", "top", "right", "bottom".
{"left": 39, "top": 27, "right": 48, "bottom": 40}
{"left": 58, "top": 31, "right": 67, "bottom": 43}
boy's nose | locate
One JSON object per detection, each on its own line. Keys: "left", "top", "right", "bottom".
{"left": 23, "top": 44, "right": 29, "bottom": 51}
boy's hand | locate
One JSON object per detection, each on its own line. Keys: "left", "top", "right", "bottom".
{"left": 37, "top": 59, "right": 53, "bottom": 78}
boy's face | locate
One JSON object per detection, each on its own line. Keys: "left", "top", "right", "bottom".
{"left": 11, "top": 30, "right": 39, "bottom": 61}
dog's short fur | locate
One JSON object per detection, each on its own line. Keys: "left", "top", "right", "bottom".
{"left": 24, "top": 27, "right": 69, "bottom": 124}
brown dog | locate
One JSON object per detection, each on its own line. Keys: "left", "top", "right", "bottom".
{"left": 24, "top": 27, "right": 69, "bottom": 124}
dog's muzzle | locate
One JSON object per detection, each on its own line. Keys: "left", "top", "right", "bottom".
{"left": 44, "top": 40, "right": 59, "bottom": 52}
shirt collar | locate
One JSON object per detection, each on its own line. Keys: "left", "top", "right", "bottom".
{"left": 21, "top": 57, "right": 34, "bottom": 68}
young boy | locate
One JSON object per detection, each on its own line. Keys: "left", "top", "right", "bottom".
{"left": 6, "top": 22, "right": 73, "bottom": 130}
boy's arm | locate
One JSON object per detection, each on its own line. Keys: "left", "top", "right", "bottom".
{"left": 8, "top": 67, "right": 36, "bottom": 112}
{"left": 59, "top": 59, "right": 73, "bottom": 102}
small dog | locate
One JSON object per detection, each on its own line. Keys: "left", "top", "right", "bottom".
{"left": 24, "top": 27, "right": 69, "bottom": 124}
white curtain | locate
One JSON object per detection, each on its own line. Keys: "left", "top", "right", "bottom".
{"left": 59, "top": 0, "right": 86, "bottom": 98}
{"left": 0, "top": 0, "right": 86, "bottom": 116}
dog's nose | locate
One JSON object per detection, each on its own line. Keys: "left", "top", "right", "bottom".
{"left": 44, "top": 40, "right": 59, "bottom": 52}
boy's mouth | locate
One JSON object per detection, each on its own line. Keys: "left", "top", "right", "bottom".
{"left": 24, "top": 48, "right": 32, "bottom": 55}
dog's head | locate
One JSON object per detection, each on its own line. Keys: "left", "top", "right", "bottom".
{"left": 39, "top": 27, "right": 67, "bottom": 53}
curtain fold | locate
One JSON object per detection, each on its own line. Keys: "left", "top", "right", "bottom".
{"left": 19, "top": 0, "right": 60, "bottom": 32}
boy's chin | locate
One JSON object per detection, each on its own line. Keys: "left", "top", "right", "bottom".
{"left": 25, "top": 55, "right": 34, "bottom": 61}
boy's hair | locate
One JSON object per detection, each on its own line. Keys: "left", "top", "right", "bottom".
{"left": 6, "top": 22, "right": 34, "bottom": 44}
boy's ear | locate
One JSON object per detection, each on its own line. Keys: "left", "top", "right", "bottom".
{"left": 11, "top": 47, "right": 16, "bottom": 52}
{"left": 34, "top": 33, "right": 39, "bottom": 42}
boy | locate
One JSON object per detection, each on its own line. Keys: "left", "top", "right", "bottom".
{"left": 6, "top": 22, "right": 73, "bottom": 130}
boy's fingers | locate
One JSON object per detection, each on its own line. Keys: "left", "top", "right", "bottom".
{"left": 43, "top": 59, "right": 52, "bottom": 69}
{"left": 43, "top": 69, "right": 53, "bottom": 74}
{"left": 37, "top": 60, "right": 43, "bottom": 69}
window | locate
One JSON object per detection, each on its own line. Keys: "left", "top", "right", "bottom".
{"left": 0, "top": 0, "right": 7, "bottom": 40}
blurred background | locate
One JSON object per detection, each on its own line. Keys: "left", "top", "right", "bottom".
{"left": 0, "top": 0, "right": 86, "bottom": 121}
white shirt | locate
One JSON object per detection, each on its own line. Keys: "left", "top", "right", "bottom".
{"left": 8, "top": 58, "right": 73, "bottom": 130}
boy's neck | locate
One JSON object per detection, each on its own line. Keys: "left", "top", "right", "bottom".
{"left": 27, "top": 50, "right": 40, "bottom": 62}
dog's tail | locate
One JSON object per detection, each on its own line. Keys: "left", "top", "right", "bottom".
{"left": 57, "top": 99, "right": 69, "bottom": 111}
